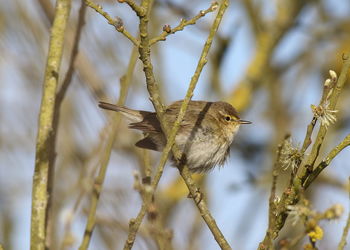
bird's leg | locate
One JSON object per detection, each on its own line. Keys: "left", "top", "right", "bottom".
{"left": 187, "top": 187, "right": 203, "bottom": 204}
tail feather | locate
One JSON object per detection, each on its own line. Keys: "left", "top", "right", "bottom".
{"left": 98, "top": 101, "right": 143, "bottom": 122}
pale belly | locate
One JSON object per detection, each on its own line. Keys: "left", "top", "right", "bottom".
{"left": 175, "top": 129, "right": 234, "bottom": 172}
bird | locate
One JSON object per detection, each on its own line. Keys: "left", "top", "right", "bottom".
{"left": 99, "top": 100, "right": 251, "bottom": 172}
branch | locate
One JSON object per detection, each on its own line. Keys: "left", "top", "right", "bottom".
{"left": 258, "top": 54, "right": 350, "bottom": 249}
{"left": 45, "top": 1, "right": 86, "bottom": 248}
{"left": 338, "top": 178, "right": 350, "bottom": 250}
{"left": 78, "top": 47, "right": 139, "bottom": 250}
{"left": 300, "top": 70, "right": 338, "bottom": 155}
{"left": 149, "top": 1, "right": 218, "bottom": 46}
{"left": 117, "top": 0, "right": 146, "bottom": 17}
{"left": 226, "top": 1, "right": 305, "bottom": 112}
{"left": 123, "top": 0, "right": 231, "bottom": 249}
{"left": 241, "top": 0, "right": 263, "bottom": 35}
{"left": 304, "top": 134, "right": 350, "bottom": 188}
{"left": 261, "top": 136, "right": 286, "bottom": 248}
{"left": 84, "top": 0, "right": 140, "bottom": 47}
{"left": 298, "top": 55, "right": 350, "bottom": 185}
{"left": 30, "top": 0, "right": 71, "bottom": 249}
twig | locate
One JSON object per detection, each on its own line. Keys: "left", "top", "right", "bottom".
{"left": 45, "top": 1, "right": 86, "bottom": 248}
{"left": 38, "top": 0, "right": 108, "bottom": 100}
{"left": 298, "top": 55, "right": 350, "bottom": 185}
{"left": 179, "top": 167, "right": 231, "bottom": 249}
{"left": 300, "top": 70, "right": 337, "bottom": 155}
{"left": 57, "top": 2, "right": 86, "bottom": 104}
{"left": 226, "top": 1, "right": 304, "bottom": 112}
{"left": 149, "top": 2, "right": 219, "bottom": 46}
{"left": 304, "top": 134, "right": 350, "bottom": 188}
{"left": 262, "top": 137, "right": 285, "bottom": 248}
{"left": 338, "top": 177, "right": 350, "bottom": 250}
{"left": 241, "top": 0, "right": 263, "bottom": 35}
{"left": 84, "top": 0, "right": 140, "bottom": 47}
{"left": 258, "top": 54, "right": 350, "bottom": 249}
{"left": 78, "top": 46, "right": 138, "bottom": 250}
{"left": 123, "top": 0, "right": 230, "bottom": 249}
{"left": 117, "top": 0, "right": 146, "bottom": 17}
{"left": 137, "top": 0, "right": 165, "bottom": 117}
{"left": 300, "top": 117, "right": 317, "bottom": 154}
{"left": 30, "top": 0, "right": 71, "bottom": 249}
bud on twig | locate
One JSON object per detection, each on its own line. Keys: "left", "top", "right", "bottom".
{"left": 163, "top": 24, "right": 171, "bottom": 33}
{"left": 329, "top": 70, "right": 337, "bottom": 82}
{"left": 115, "top": 17, "right": 124, "bottom": 32}
{"left": 211, "top": 1, "right": 219, "bottom": 11}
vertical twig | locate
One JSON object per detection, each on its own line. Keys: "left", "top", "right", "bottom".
{"left": 261, "top": 138, "right": 285, "bottom": 248}
{"left": 123, "top": 1, "right": 231, "bottom": 249}
{"left": 337, "top": 177, "right": 350, "bottom": 250}
{"left": 259, "top": 54, "right": 350, "bottom": 249}
{"left": 30, "top": 0, "right": 72, "bottom": 249}
{"left": 298, "top": 55, "right": 350, "bottom": 185}
{"left": 78, "top": 46, "right": 139, "bottom": 250}
{"left": 304, "top": 134, "right": 350, "bottom": 188}
{"left": 46, "top": 2, "right": 86, "bottom": 248}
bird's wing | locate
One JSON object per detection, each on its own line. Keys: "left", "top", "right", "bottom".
{"left": 129, "top": 112, "right": 162, "bottom": 133}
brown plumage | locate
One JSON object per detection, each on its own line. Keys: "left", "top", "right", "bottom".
{"left": 99, "top": 100, "right": 251, "bottom": 172}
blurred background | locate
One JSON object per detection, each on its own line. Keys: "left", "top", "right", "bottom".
{"left": 1, "top": 0, "right": 350, "bottom": 249}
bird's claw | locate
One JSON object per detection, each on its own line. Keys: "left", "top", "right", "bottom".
{"left": 187, "top": 188, "right": 203, "bottom": 204}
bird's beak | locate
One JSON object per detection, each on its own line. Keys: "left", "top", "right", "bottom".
{"left": 238, "top": 119, "right": 252, "bottom": 124}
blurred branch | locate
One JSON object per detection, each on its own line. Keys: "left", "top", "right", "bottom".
{"left": 209, "top": 35, "right": 231, "bottom": 95}
{"left": 1, "top": 207, "right": 13, "bottom": 250}
{"left": 57, "top": 2, "right": 86, "bottom": 104}
{"left": 149, "top": 1, "right": 218, "bottom": 45}
{"left": 85, "top": 0, "right": 140, "bottom": 46}
{"left": 241, "top": 0, "right": 263, "bottom": 34}
{"left": 78, "top": 46, "right": 139, "bottom": 250}
{"left": 37, "top": 0, "right": 107, "bottom": 99}
{"left": 30, "top": 0, "right": 71, "bottom": 249}
{"left": 227, "top": 0, "right": 305, "bottom": 111}
{"left": 338, "top": 177, "right": 350, "bottom": 250}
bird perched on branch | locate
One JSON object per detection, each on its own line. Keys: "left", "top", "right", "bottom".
{"left": 99, "top": 100, "right": 251, "bottom": 172}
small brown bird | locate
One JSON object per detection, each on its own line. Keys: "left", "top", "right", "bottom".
{"left": 99, "top": 100, "right": 251, "bottom": 172}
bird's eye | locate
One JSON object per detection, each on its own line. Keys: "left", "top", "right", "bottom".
{"left": 225, "top": 116, "right": 231, "bottom": 121}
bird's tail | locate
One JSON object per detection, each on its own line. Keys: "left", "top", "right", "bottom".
{"left": 98, "top": 101, "right": 144, "bottom": 123}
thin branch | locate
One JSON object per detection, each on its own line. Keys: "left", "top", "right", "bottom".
{"left": 241, "top": 0, "right": 263, "bottom": 35}
{"left": 258, "top": 53, "right": 350, "bottom": 249}
{"left": 123, "top": 0, "right": 230, "bottom": 249}
{"left": 261, "top": 136, "right": 286, "bottom": 248}
{"left": 37, "top": 0, "right": 108, "bottom": 100}
{"left": 298, "top": 55, "right": 350, "bottom": 185}
{"left": 84, "top": 0, "right": 140, "bottom": 47}
{"left": 137, "top": 0, "right": 165, "bottom": 117}
{"left": 226, "top": 1, "right": 304, "bottom": 112}
{"left": 57, "top": 2, "right": 86, "bottom": 104}
{"left": 30, "top": 0, "right": 71, "bottom": 249}
{"left": 179, "top": 167, "right": 231, "bottom": 249}
{"left": 338, "top": 177, "right": 350, "bottom": 250}
{"left": 117, "top": 0, "right": 146, "bottom": 17}
{"left": 300, "top": 70, "right": 337, "bottom": 155}
{"left": 300, "top": 117, "right": 317, "bottom": 154}
{"left": 78, "top": 47, "right": 139, "bottom": 250}
{"left": 149, "top": 1, "right": 218, "bottom": 46}
{"left": 304, "top": 134, "right": 350, "bottom": 188}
